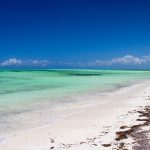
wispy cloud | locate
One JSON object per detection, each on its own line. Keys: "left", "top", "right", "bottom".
{"left": 1, "top": 55, "right": 150, "bottom": 68}
{"left": 25, "top": 59, "right": 52, "bottom": 67}
{"left": 87, "top": 55, "right": 150, "bottom": 67}
{"left": 0, "top": 58, "right": 52, "bottom": 67}
{"left": 1, "top": 58, "right": 23, "bottom": 66}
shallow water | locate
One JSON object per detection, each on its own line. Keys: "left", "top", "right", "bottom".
{"left": 0, "top": 69, "right": 150, "bottom": 141}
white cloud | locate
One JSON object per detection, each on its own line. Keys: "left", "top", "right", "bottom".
{"left": 26, "top": 59, "right": 51, "bottom": 67}
{"left": 111, "top": 55, "right": 143, "bottom": 65}
{"left": 1, "top": 55, "right": 150, "bottom": 68}
{"left": 1, "top": 58, "right": 22, "bottom": 66}
{"left": 87, "top": 55, "right": 150, "bottom": 67}
{"left": 0, "top": 58, "right": 51, "bottom": 67}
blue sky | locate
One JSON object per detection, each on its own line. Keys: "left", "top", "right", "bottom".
{"left": 0, "top": 0, "right": 150, "bottom": 68}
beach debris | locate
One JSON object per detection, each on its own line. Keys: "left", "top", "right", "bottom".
{"left": 50, "top": 138, "right": 55, "bottom": 143}
{"left": 48, "top": 102, "right": 149, "bottom": 150}
{"left": 80, "top": 141, "right": 86, "bottom": 144}
{"left": 102, "top": 143, "right": 111, "bottom": 147}
{"left": 92, "top": 143, "right": 97, "bottom": 146}
{"left": 120, "top": 126, "right": 129, "bottom": 129}
{"left": 114, "top": 105, "right": 150, "bottom": 149}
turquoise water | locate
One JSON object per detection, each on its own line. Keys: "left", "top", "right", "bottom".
{"left": 0, "top": 69, "right": 150, "bottom": 140}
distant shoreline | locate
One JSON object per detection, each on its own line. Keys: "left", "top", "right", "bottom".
{"left": 1, "top": 68, "right": 150, "bottom": 71}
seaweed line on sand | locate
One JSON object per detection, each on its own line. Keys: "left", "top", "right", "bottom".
{"left": 49, "top": 97, "right": 150, "bottom": 150}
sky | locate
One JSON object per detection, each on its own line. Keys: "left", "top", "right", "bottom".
{"left": 0, "top": 0, "right": 150, "bottom": 69}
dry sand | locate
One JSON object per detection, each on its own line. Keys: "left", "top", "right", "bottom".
{"left": 0, "top": 80, "right": 150, "bottom": 150}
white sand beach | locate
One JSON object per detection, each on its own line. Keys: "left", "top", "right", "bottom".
{"left": 0, "top": 80, "right": 150, "bottom": 150}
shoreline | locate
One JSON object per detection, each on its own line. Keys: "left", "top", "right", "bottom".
{"left": 0, "top": 80, "right": 150, "bottom": 150}
{"left": 0, "top": 79, "right": 142, "bottom": 141}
